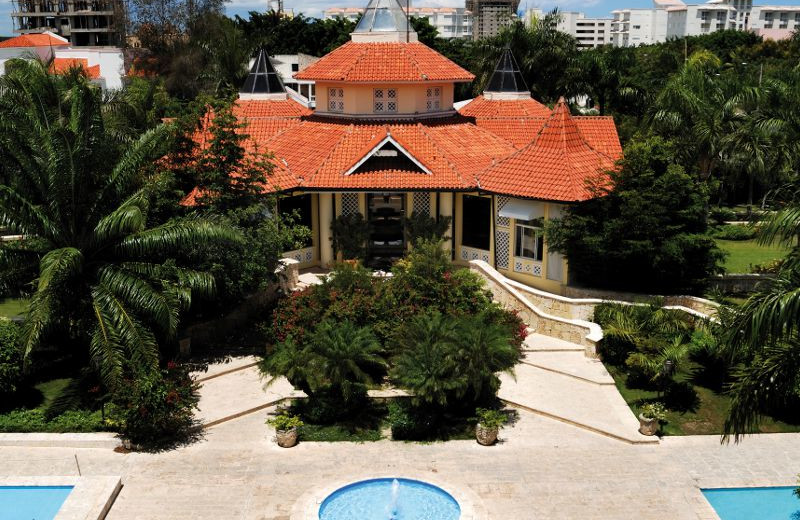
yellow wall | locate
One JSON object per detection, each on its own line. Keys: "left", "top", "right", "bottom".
{"left": 316, "top": 82, "right": 455, "bottom": 117}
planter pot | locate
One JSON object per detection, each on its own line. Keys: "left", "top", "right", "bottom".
{"left": 475, "top": 423, "right": 499, "bottom": 446}
{"left": 638, "top": 414, "right": 659, "bottom": 436}
{"left": 275, "top": 427, "right": 299, "bottom": 448}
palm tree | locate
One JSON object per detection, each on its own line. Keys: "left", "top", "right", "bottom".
{"left": 261, "top": 319, "right": 385, "bottom": 405}
{"left": 390, "top": 312, "right": 464, "bottom": 407}
{"left": 722, "top": 181, "right": 800, "bottom": 441}
{"left": 0, "top": 60, "right": 239, "bottom": 389}
{"left": 452, "top": 315, "right": 519, "bottom": 401}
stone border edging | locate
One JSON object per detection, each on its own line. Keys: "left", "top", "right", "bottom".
{"left": 0, "top": 432, "right": 121, "bottom": 449}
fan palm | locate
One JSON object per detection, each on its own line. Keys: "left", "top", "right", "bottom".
{"left": 0, "top": 60, "right": 239, "bottom": 389}
{"left": 452, "top": 316, "right": 519, "bottom": 401}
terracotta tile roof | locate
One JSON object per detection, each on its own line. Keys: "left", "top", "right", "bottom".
{"left": 0, "top": 33, "right": 69, "bottom": 48}
{"left": 233, "top": 99, "right": 312, "bottom": 119}
{"left": 50, "top": 58, "right": 100, "bottom": 79}
{"left": 293, "top": 41, "right": 474, "bottom": 83}
{"left": 458, "top": 95, "right": 551, "bottom": 118}
{"left": 477, "top": 99, "right": 617, "bottom": 202}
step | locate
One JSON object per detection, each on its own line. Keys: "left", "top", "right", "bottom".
{"left": 521, "top": 351, "right": 614, "bottom": 385}
{"left": 523, "top": 332, "right": 584, "bottom": 352}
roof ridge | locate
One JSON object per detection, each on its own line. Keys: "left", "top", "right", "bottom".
{"left": 342, "top": 41, "right": 371, "bottom": 82}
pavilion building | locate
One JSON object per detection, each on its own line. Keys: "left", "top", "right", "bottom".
{"left": 188, "top": 0, "right": 622, "bottom": 295}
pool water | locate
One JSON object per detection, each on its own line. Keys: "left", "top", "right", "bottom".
{"left": 319, "top": 478, "right": 460, "bottom": 520}
{"left": 702, "top": 486, "right": 800, "bottom": 520}
{"left": 0, "top": 486, "right": 73, "bottom": 520}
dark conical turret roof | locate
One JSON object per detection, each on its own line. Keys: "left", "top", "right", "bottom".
{"left": 240, "top": 48, "right": 285, "bottom": 95}
{"left": 485, "top": 48, "right": 528, "bottom": 94}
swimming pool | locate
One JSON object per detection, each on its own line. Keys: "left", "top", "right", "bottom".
{"left": 702, "top": 486, "right": 800, "bottom": 520}
{"left": 0, "top": 486, "right": 73, "bottom": 520}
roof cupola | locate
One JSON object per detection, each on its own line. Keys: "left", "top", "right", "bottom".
{"left": 484, "top": 47, "right": 530, "bottom": 100}
{"left": 351, "top": 0, "right": 418, "bottom": 42}
{"left": 239, "top": 48, "right": 288, "bottom": 101}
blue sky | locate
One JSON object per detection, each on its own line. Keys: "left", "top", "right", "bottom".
{"left": 3, "top": 0, "right": 800, "bottom": 40}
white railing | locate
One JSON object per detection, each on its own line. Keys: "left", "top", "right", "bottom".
{"left": 513, "top": 257, "right": 543, "bottom": 277}
{"left": 459, "top": 246, "right": 491, "bottom": 263}
{"left": 283, "top": 246, "right": 314, "bottom": 265}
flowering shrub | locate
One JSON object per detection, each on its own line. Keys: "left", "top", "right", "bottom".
{"left": 112, "top": 362, "right": 199, "bottom": 447}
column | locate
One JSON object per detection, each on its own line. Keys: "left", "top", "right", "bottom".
{"left": 319, "top": 193, "right": 334, "bottom": 266}
{"left": 438, "top": 192, "right": 454, "bottom": 255}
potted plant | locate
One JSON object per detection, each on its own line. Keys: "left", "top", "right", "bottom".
{"left": 475, "top": 408, "right": 507, "bottom": 446}
{"left": 638, "top": 402, "right": 666, "bottom": 436}
{"left": 267, "top": 412, "right": 304, "bottom": 448}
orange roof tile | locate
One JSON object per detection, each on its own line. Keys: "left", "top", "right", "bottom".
{"left": 233, "top": 99, "right": 312, "bottom": 119}
{"left": 478, "top": 99, "right": 617, "bottom": 202}
{"left": 458, "top": 95, "right": 551, "bottom": 118}
{"left": 294, "top": 41, "right": 474, "bottom": 83}
{"left": 50, "top": 58, "right": 100, "bottom": 79}
{"left": 0, "top": 33, "right": 69, "bottom": 48}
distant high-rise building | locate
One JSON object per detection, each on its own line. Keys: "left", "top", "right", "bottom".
{"left": 466, "top": 0, "right": 519, "bottom": 39}
{"left": 10, "top": 0, "right": 123, "bottom": 46}
{"left": 525, "top": 9, "right": 612, "bottom": 48}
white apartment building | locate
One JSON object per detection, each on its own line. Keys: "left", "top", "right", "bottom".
{"left": 748, "top": 5, "right": 800, "bottom": 39}
{"left": 270, "top": 54, "right": 319, "bottom": 107}
{"left": 526, "top": 9, "right": 612, "bottom": 48}
{"left": 324, "top": 6, "right": 473, "bottom": 38}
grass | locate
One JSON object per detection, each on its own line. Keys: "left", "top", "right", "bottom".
{"left": 299, "top": 423, "right": 384, "bottom": 442}
{"left": 0, "top": 297, "right": 28, "bottom": 318}
{"left": 607, "top": 365, "right": 800, "bottom": 436}
{"left": 715, "top": 239, "right": 790, "bottom": 273}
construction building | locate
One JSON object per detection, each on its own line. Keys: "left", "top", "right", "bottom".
{"left": 10, "top": 0, "right": 123, "bottom": 46}
{"left": 466, "top": 0, "right": 519, "bottom": 39}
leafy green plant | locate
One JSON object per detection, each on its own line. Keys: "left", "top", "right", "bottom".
{"left": 475, "top": 408, "right": 507, "bottom": 429}
{"left": 0, "top": 320, "right": 22, "bottom": 395}
{"left": 709, "top": 207, "right": 737, "bottom": 226}
{"left": 712, "top": 224, "right": 757, "bottom": 241}
{"left": 639, "top": 402, "right": 667, "bottom": 421}
{"left": 331, "top": 213, "right": 370, "bottom": 260}
{"left": 750, "top": 258, "right": 784, "bottom": 274}
{"left": 403, "top": 211, "right": 452, "bottom": 247}
{"left": 266, "top": 412, "right": 303, "bottom": 431}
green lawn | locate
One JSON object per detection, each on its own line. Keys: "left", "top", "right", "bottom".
{"left": 715, "top": 239, "right": 790, "bottom": 274}
{"left": 607, "top": 365, "right": 800, "bottom": 436}
{"left": 0, "top": 297, "right": 28, "bottom": 318}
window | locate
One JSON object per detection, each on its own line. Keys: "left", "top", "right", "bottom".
{"left": 514, "top": 220, "right": 544, "bottom": 261}
{"left": 425, "top": 86, "right": 441, "bottom": 112}
{"left": 328, "top": 87, "right": 344, "bottom": 113}
{"left": 291, "top": 63, "right": 299, "bottom": 72}
{"left": 373, "top": 88, "right": 397, "bottom": 113}
{"left": 278, "top": 194, "right": 313, "bottom": 247}
{"left": 461, "top": 195, "right": 491, "bottom": 250}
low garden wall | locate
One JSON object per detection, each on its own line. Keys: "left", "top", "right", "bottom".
{"left": 469, "top": 260, "right": 602, "bottom": 357}
{"left": 563, "top": 286, "right": 719, "bottom": 318}
{"left": 707, "top": 273, "right": 774, "bottom": 294}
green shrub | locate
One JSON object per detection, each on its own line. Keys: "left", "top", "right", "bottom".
{"left": 403, "top": 211, "right": 452, "bottom": 247}
{"left": 112, "top": 362, "right": 199, "bottom": 447}
{"left": 750, "top": 258, "right": 784, "bottom": 274}
{"left": 475, "top": 408, "right": 507, "bottom": 428}
{"left": 0, "top": 320, "right": 22, "bottom": 395}
{"left": 331, "top": 213, "right": 370, "bottom": 260}
{"left": 639, "top": 402, "right": 667, "bottom": 421}
{"left": 387, "top": 400, "right": 435, "bottom": 440}
{"left": 266, "top": 412, "right": 303, "bottom": 431}
{"left": 0, "top": 409, "right": 108, "bottom": 433}
{"left": 709, "top": 207, "right": 736, "bottom": 225}
{"left": 712, "top": 224, "right": 757, "bottom": 241}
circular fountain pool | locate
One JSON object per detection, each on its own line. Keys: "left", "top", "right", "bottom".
{"left": 318, "top": 478, "right": 461, "bottom": 520}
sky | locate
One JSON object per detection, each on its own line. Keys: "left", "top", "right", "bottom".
{"left": 2, "top": 0, "right": 800, "bottom": 40}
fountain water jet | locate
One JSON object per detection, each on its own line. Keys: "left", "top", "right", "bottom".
{"left": 388, "top": 479, "right": 400, "bottom": 519}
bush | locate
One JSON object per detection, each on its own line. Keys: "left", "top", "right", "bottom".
{"left": 639, "top": 402, "right": 667, "bottom": 421}
{"left": 475, "top": 408, "right": 507, "bottom": 428}
{"left": 266, "top": 412, "right": 303, "bottom": 431}
{"left": 112, "top": 362, "right": 200, "bottom": 447}
{"left": 751, "top": 258, "right": 784, "bottom": 274}
{"left": 331, "top": 213, "right": 370, "bottom": 260}
{"left": 387, "top": 400, "right": 436, "bottom": 440}
{"left": 403, "top": 211, "right": 452, "bottom": 247}
{"left": 712, "top": 224, "right": 757, "bottom": 241}
{"left": 709, "top": 207, "right": 736, "bottom": 225}
{"left": 0, "top": 409, "right": 108, "bottom": 433}
{"left": 0, "top": 320, "right": 22, "bottom": 395}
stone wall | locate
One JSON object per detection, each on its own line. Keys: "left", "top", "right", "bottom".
{"left": 563, "top": 286, "right": 719, "bottom": 318}
{"left": 707, "top": 274, "right": 774, "bottom": 294}
{"left": 469, "top": 260, "right": 602, "bottom": 357}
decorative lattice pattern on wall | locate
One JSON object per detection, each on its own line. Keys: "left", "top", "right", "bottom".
{"left": 460, "top": 246, "right": 491, "bottom": 263}
{"left": 495, "top": 230, "right": 510, "bottom": 269}
{"left": 341, "top": 193, "right": 360, "bottom": 216}
{"left": 496, "top": 196, "right": 510, "bottom": 228}
{"left": 413, "top": 192, "right": 431, "bottom": 216}
{"left": 514, "top": 258, "right": 543, "bottom": 277}
{"left": 283, "top": 247, "right": 314, "bottom": 264}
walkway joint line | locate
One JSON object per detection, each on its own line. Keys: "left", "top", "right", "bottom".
{"left": 519, "top": 360, "right": 614, "bottom": 386}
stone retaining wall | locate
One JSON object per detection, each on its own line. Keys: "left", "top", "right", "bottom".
{"left": 707, "top": 273, "right": 774, "bottom": 294}
{"left": 469, "top": 260, "right": 602, "bottom": 357}
{"left": 563, "top": 286, "right": 719, "bottom": 317}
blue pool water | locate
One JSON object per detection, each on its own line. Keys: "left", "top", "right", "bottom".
{"left": 702, "top": 487, "right": 800, "bottom": 520}
{"left": 319, "top": 478, "right": 460, "bottom": 520}
{"left": 0, "top": 486, "right": 73, "bottom": 520}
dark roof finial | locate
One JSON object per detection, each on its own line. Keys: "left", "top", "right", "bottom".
{"left": 485, "top": 47, "right": 528, "bottom": 94}
{"left": 240, "top": 48, "right": 285, "bottom": 95}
